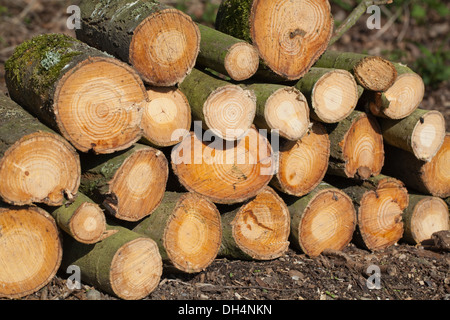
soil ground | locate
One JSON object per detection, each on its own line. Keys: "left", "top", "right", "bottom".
{"left": 0, "top": 0, "right": 449, "bottom": 302}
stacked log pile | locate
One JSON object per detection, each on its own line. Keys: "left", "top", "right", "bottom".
{"left": 0, "top": 0, "right": 448, "bottom": 300}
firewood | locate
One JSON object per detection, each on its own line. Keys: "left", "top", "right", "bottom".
{"left": 379, "top": 108, "right": 446, "bottom": 162}
{"left": 0, "top": 94, "right": 80, "bottom": 206}
{"left": 215, "top": 0, "right": 334, "bottom": 80}
{"left": 314, "top": 50, "right": 398, "bottom": 92}
{"left": 5, "top": 34, "right": 147, "bottom": 154}
{"left": 402, "top": 194, "right": 449, "bottom": 245}
{"left": 0, "top": 204, "right": 62, "bottom": 299}
{"left": 247, "top": 83, "right": 310, "bottom": 141}
{"left": 76, "top": 0, "right": 200, "bottom": 87}
{"left": 382, "top": 134, "right": 450, "bottom": 198}
{"left": 79, "top": 144, "right": 168, "bottom": 222}
{"left": 294, "top": 68, "right": 359, "bottom": 123}
{"left": 61, "top": 224, "right": 162, "bottom": 300}
{"left": 132, "top": 192, "right": 222, "bottom": 273}
{"left": 271, "top": 121, "right": 330, "bottom": 197}
{"left": 326, "top": 110, "right": 384, "bottom": 180}
{"left": 171, "top": 126, "right": 274, "bottom": 204}
{"left": 178, "top": 68, "right": 257, "bottom": 141}
{"left": 141, "top": 87, "right": 192, "bottom": 148}
{"left": 196, "top": 23, "right": 259, "bottom": 81}
{"left": 286, "top": 182, "right": 356, "bottom": 257}
{"left": 219, "top": 186, "right": 290, "bottom": 260}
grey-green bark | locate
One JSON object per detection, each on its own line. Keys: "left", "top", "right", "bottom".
{"left": 215, "top": 0, "right": 253, "bottom": 43}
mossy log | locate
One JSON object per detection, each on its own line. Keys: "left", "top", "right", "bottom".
{"left": 331, "top": 175, "right": 409, "bottom": 251}
{"left": 215, "top": 0, "right": 333, "bottom": 80}
{"left": 178, "top": 68, "right": 256, "bottom": 141}
{"left": 293, "top": 67, "right": 359, "bottom": 123}
{"left": 61, "top": 224, "right": 162, "bottom": 300}
{"left": 285, "top": 182, "right": 356, "bottom": 257}
{"left": 0, "top": 204, "right": 62, "bottom": 299}
{"left": 5, "top": 34, "right": 147, "bottom": 154}
{"left": 76, "top": 0, "right": 200, "bottom": 86}
{"left": 402, "top": 194, "right": 449, "bottom": 245}
{"left": 79, "top": 144, "right": 168, "bottom": 222}
{"left": 196, "top": 23, "right": 259, "bottom": 81}
{"left": 366, "top": 63, "right": 425, "bottom": 119}
{"left": 44, "top": 192, "right": 112, "bottom": 244}
{"left": 132, "top": 192, "right": 222, "bottom": 273}
{"left": 271, "top": 121, "right": 330, "bottom": 197}
{"left": 246, "top": 83, "right": 310, "bottom": 141}
{"left": 314, "top": 50, "right": 398, "bottom": 92}
{"left": 326, "top": 110, "right": 384, "bottom": 180}
{"left": 379, "top": 108, "right": 446, "bottom": 162}
{"left": 171, "top": 126, "right": 274, "bottom": 204}
{"left": 382, "top": 134, "right": 450, "bottom": 198}
{"left": 218, "top": 186, "right": 290, "bottom": 261}
{"left": 0, "top": 94, "right": 80, "bottom": 206}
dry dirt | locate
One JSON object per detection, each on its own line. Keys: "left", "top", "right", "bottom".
{"left": 0, "top": 0, "right": 449, "bottom": 302}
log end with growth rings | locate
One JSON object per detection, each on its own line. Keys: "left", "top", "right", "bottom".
{"left": 353, "top": 56, "right": 398, "bottom": 92}
{"left": 69, "top": 202, "right": 108, "bottom": 244}
{"left": 0, "top": 131, "right": 80, "bottom": 206}
{"left": 225, "top": 42, "right": 260, "bottom": 81}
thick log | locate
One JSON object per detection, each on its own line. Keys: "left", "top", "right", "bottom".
{"left": 171, "top": 126, "right": 274, "bottom": 204}
{"left": 178, "top": 68, "right": 256, "bottom": 141}
{"left": 79, "top": 144, "right": 168, "bottom": 222}
{"left": 294, "top": 68, "right": 359, "bottom": 123}
{"left": 61, "top": 224, "right": 162, "bottom": 300}
{"left": 402, "top": 194, "right": 449, "bottom": 245}
{"left": 286, "top": 182, "right": 356, "bottom": 257}
{"left": 246, "top": 83, "right": 310, "bottom": 141}
{"left": 382, "top": 134, "right": 450, "bottom": 198}
{"left": 0, "top": 204, "right": 62, "bottom": 299}
{"left": 379, "top": 108, "right": 446, "bottom": 162}
{"left": 0, "top": 94, "right": 80, "bottom": 206}
{"left": 215, "top": 0, "right": 334, "bottom": 80}
{"left": 314, "top": 50, "right": 398, "bottom": 92}
{"left": 326, "top": 110, "right": 384, "bottom": 180}
{"left": 219, "top": 186, "right": 290, "bottom": 260}
{"left": 196, "top": 23, "right": 259, "bottom": 81}
{"left": 366, "top": 63, "right": 425, "bottom": 119}
{"left": 44, "top": 192, "right": 112, "bottom": 244}
{"left": 5, "top": 34, "right": 146, "bottom": 154}
{"left": 334, "top": 175, "right": 409, "bottom": 251}
{"left": 271, "top": 121, "right": 330, "bottom": 197}
{"left": 132, "top": 192, "right": 222, "bottom": 273}
{"left": 140, "top": 87, "right": 192, "bottom": 147}
{"left": 76, "top": 0, "right": 200, "bottom": 86}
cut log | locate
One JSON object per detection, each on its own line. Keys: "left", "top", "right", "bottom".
{"left": 286, "top": 182, "right": 356, "bottom": 257}
{"left": 178, "top": 68, "right": 256, "bottom": 141}
{"left": 314, "top": 50, "right": 398, "bottom": 92}
{"left": 132, "top": 192, "right": 222, "bottom": 273}
{"left": 76, "top": 0, "right": 200, "bottom": 86}
{"left": 326, "top": 110, "right": 384, "bottom": 180}
{"left": 367, "top": 63, "right": 425, "bottom": 119}
{"left": 334, "top": 175, "right": 409, "bottom": 251}
{"left": 196, "top": 23, "right": 259, "bottom": 81}
{"left": 0, "top": 204, "right": 62, "bottom": 299}
{"left": 219, "top": 186, "right": 290, "bottom": 260}
{"left": 382, "top": 135, "right": 450, "bottom": 198}
{"left": 215, "top": 0, "right": 334, "bottom": 80}
{"left": 402, "top": 194, "right": 449, "bottom": 245}
{"left": 171, "top": 126, "right": 274, "bottom": 204}
{"left": 0, "top": 94, "right": 80, "bottom": 206}
{"left": 271, "top": 121, "right": 330, "bottom": 197}
{"left": 61, "top": 224, "right": 162, "bottom": 300}
{"left": 79, "top": 144, "right": 168, "bottom": 222}
{"left": 140, "top": 87, "right": 192, "bottom": 147}
{"left": 5, "top": 34, "right": 146, "bottom": 154}
{"left": 247, "top": 83, "right": 310, "bottom": 140}
{"left": 44, "top": 192, "right": 112, "bottom": 245}
{"left": 293, "top": 67, "right": 359, "bottom": 123}
{"left": 379, "top": 108, "right": 446, "bottom": 162}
